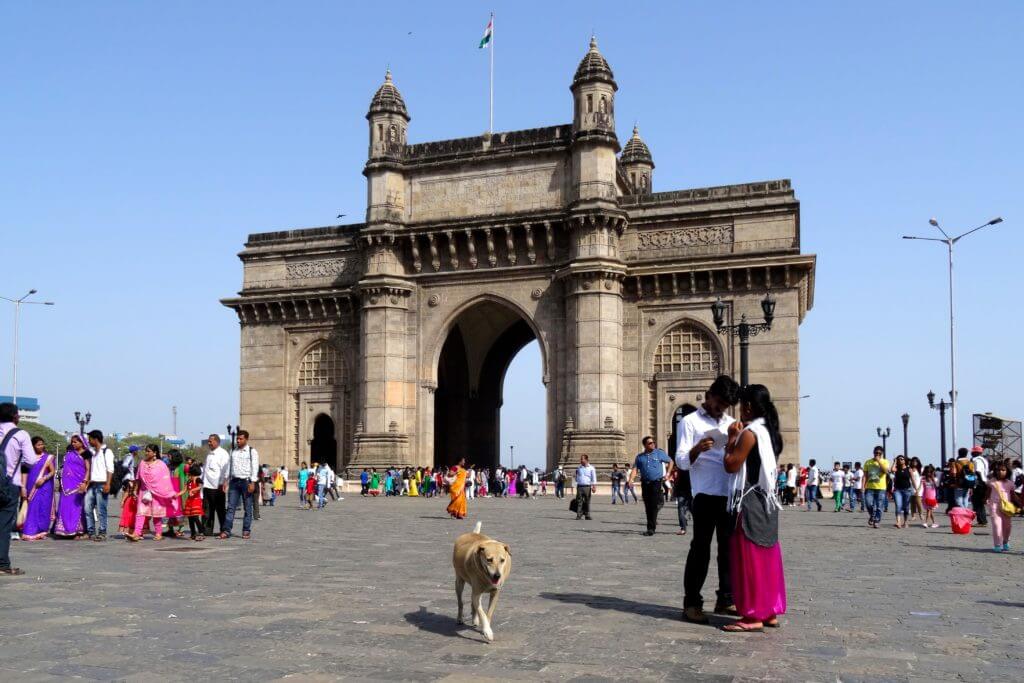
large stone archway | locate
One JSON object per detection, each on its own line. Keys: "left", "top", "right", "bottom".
{"left": 223, "top": 40, "right": 816, "bottom": 472}
{"left": 433, "top": 299, "right": 541, "bottom": 471}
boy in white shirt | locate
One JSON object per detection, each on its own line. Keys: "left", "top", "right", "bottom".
{"left": 830, "top": 462, "right": 846, "bottom": 512}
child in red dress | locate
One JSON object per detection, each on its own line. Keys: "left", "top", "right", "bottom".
{"left": 119, "top": 480, "right": 137, "bottom": 537}
{"left": 185, "top": 463, "right": 206, "bottom": 541}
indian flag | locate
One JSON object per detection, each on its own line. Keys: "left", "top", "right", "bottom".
{"left": 479, "top": 15, "right": 493, "bottom": 48}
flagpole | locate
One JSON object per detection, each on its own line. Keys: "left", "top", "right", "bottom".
{"left": 489, "top": 12, "right": 494, "bottom": 134}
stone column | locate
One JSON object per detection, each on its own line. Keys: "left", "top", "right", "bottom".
{"left": 559, "top": 213, "right": 627, "bottom": 470}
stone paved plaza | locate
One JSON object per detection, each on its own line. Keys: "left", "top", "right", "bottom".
{"left": 0, "top": 495, "right": 1021, "bottom": 682}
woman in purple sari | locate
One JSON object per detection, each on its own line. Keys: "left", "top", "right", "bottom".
{"left": 54, "top": 434, "right": 90, "bottom": 539}
{"left": 21, "top": 436, "right": 56, "bottom": 540}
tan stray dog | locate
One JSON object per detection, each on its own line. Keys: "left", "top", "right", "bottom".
{"left": 453, "top": 521, "right": 512, "bottom": 642}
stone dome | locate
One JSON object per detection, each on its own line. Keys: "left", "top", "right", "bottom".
{"left": 621, "top": 126, "right": 653, "bottom": 166}
{"left": 367, "top": 70, "right": 409, "bottom": 120}
{"left": 572, "top": 36, "right": 617, "bottom": 90}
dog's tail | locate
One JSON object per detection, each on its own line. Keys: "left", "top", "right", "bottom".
{"left": 472, "top": 521, "right": 482, "bottom": 534}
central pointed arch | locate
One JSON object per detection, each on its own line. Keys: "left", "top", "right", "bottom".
{"left": 429, "top": 295, "right": 550, "bottom": 471}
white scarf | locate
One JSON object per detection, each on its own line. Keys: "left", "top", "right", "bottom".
{"left": 727, "top": 418, "right": 782, "bottom": 513}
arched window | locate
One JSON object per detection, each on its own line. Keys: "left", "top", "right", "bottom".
{"left": 298, "top": 342, "right": 345, "bottom": 387}
{"left": 653, "top": 322, "right": 720, "bottom": 374}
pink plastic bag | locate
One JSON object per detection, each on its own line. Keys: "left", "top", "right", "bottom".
{"left": 948, "top": 506, "right": 976, "bottom": 535}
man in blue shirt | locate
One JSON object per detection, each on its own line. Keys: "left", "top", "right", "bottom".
{"left": 629, "top": 436, "right": 673, "bottom": 536}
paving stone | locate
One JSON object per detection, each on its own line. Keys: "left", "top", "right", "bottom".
{"left": 0, "top": 497, "right": 1020, "bottom": 680}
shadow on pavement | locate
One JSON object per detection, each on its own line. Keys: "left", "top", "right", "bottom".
{"left": 540, "top": 592, "right": 682, "bottom": 622}
{"left": 927, "top": 544, "right": 1005, "bottom": 554}
{"left": 403, "top": 606, "right": 478, "bottom": 640}
{"left": 978, "top": 599, "right": 1024, "bottom": 608}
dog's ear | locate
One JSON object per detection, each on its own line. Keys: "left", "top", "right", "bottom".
{"left": 477, "top": 546, "right": 486, "bottom": 555}
{"left": 503, "top": 544, "right": 511, "bottom": 555}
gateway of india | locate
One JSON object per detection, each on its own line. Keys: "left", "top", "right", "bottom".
{"left": 222, "top": 38, "right": 816, "bottom": 474}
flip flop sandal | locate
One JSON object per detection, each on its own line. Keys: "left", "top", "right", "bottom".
{"left": 242, "top": 532, "right": 251, "bottom": 540}
{"left": 764, "top": 620, "right": 780, "bottom": 628}
{"left": 0, "top": 567, "right": 25, "bottom": 576}
{"left": 721, "top": 622, "right": 764, "bottom": 633}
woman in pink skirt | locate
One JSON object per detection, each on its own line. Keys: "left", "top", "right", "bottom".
{"left": 722, "top": 384, "right": 787, "bottom": 632}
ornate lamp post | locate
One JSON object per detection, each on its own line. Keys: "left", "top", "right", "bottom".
{"left": 901, "top": 413, "right": 909, "bottom": 459}
{"left": 927, "top": 390, "right": 952, "bottom": 467}
{"left": 876, "top": 426, "right": 891, "bottom": 455}
{"left": 711, "top": 292, "right": 776, "bottom": 387}
{"left": 74, "top": 410, "right": 92, "bottom": 436}
{"left": 226, "top": 424, "right": 240, "bottom": 450}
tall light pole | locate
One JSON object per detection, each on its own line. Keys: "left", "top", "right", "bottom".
{"left": 904, "top": 216, "right": 1004, "bottom": 455}
{"left": 901, "top": 413, "right": 909, "bottom": 458}
{"left": 1, "top": 289, "right": 55, "bottom": 404}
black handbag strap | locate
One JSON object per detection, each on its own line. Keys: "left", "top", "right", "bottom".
{"left": 0, "top": 428, "right": 24, "bottom": 485}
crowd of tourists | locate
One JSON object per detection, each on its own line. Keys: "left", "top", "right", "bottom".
{"left": 354, "top": 464, "right": 563, "bottom": 499}
{"left": 0, "top": 400, "right": 295, "bottom": 575}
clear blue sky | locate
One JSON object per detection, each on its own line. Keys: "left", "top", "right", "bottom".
{"left": 3, "top": 2, "right": 1021, "bottom": 469}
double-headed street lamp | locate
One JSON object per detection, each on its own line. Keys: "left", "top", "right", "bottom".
{"left": 927, "top": 390, "right": 953, "bottom": 468}
{"left": 226, "top": 424, "right": 240, "bottom": 450}
{"left": 876, "top": 426, "right": 891, "bottom": 454}
{"left": 711, "top": 292, "right": 776, "bottom": 387}
{"left": 2, "top": 289, "right": 55, "bottom": 404}
{"left": 903, "top": 215, "right": 1004, "bottom": 455}
{"left": 74, "top": 411, "right": 92, "bottom": 436}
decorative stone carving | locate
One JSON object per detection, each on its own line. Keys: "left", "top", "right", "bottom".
{"left": 286, "top": 258, "right": 355, "bottom": 280}
{"left": 636, "top": 225, "right": 733, "bottom": 250}
{"left": 531, "top": 288, "right": 543, "bottom": 300}
{"left": 648, "top": 317, "right": 656, "bottom": 326}
{"left": 427, "top": 294, "right": 440, "bottom": 307}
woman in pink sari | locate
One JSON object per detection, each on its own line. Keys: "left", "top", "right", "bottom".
{"left": 127, "top": 444, "right": 177, "bottom": 542}
{"left": 21, "top": 436, "right": 56, "bottom": 540}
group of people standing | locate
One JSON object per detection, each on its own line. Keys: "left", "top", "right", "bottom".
{"left": 357, "top": 464, "right": 552, "bottom": 499}
{"left": 0, "top": 405, "right": 274, "bottom": 577}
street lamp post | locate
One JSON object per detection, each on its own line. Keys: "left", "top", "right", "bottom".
{"left": 927, "top": 390, "right": 952, "bottom": 468}
{"left": 226, "top": 424, "right": 240, "bottom": 451}
{"left": 510, "top": 445, "right": 515, "bottom": 470}
{"left": 876, "top": 426, "right": 891, "bottom": 455}
{"left": 904, "top": 216, "right": 1004, "bottom": 455}
{"left": 1, "top": 289, "right": 55, "bottom": 404}
{"left": 901, "top": 413, "right": 909, "bottom": 459}
{"left": 74, "top": 411, "right": 92, "bottom": 436}
{"left": 711, "top": 292, "right": 776, "bottom": 387}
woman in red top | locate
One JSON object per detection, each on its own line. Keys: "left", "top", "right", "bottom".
{"left": 184, "top": 464, "right": 205, "bottom": 541}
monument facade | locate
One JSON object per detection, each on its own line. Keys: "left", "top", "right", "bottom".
{"left": 222, "top": 38, "right": 816, "bottom": 473}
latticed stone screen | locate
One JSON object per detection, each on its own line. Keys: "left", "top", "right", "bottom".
{"left": 298, "top": 342, "right": 345, "bottom": 386}
{"left": 653, "top": 323, "right": 719, "bottom": 373}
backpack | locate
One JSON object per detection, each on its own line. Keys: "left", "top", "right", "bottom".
{"left": 961, "top": 465, "right": 977, "bottom": 486}
{"left": 110, "top": 457, "right": 128, "bottom": 497}
{"left": 0, "top": 428, "right": 24, "bottom": 507}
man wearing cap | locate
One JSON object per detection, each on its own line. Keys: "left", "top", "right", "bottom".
{"left": 971, "top": 446, "right": 989, "bottom": 526}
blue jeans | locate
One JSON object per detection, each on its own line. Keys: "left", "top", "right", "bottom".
{"left": 83, "top": 482, "right": 109, "bottom": 535}
{"left": 805, "top": 485, "right": 820, "bottom": 510}
{"left": 624, "top": 484, "right": 638, "bottom": 503}
{"left": 677, "top": 496, "right": 691, "bottom": 531}
{"left": 847, "top": 488, "right": 862, "bottom": 511}
{"left": 953, "top": 488, "right": 971, "bottom": 509}
{"left": 317, "top": 483, "right": 327, "bottom": 508}
{"left": 865, "top": 489, "right": 885, "bottom": 524}
{"left": 893, "top": 488, "right": 913, "bottom": 518}
{"left": 224, "top": 478, "right": 254, "bottom": 535}
{"left": 610, "top": 482, "right": 625, "bottom": 504}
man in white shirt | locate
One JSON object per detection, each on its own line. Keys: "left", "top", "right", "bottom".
{"left": 222, "top": 430, "right": 259, "bottom": 539}
{"left": 676, "top": 375, "right": 740, "bottom": 623}
{"left": 574, "top": 454, "right": 598, "bottom": 520}
{"left": 849, "top": 462, "right": 865, "bottom": 511}
{"left": 830, "top": 463, "right": 846, "bottom": 512}
{"left": 806, "top": 459, "right": 822, "bottom": 511}
{"left": 202, "top": 434, "right": 230, "bottom": 536}
{"left": 84, "top": 430, "right": 116, "bottom": 541}
{"left": 466, "top": 466, "right": 476, "bottom": 499}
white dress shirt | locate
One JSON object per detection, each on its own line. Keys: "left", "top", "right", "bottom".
{"left": 88, "top": 445, "right": 116, "bottom": 484}
{"left": 675, "top": 406, "right": 736, "bottom": 497}
{"left": 202, "top": 446, "right": 230, "bottom": 489}
{"left": 575, "top": 464, "right": 598, "bottom": 486}
{"left": 228, "top": 446, "right": 260, "bottom": 482}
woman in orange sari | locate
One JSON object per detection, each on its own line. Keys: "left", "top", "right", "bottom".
{"left": 445, "top": 458, "right": 468, "bottom": 519}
